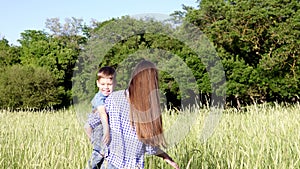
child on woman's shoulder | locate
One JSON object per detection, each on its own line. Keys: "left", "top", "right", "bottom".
{"left": 84, "top": 66, "right": 115, "bottom": 169}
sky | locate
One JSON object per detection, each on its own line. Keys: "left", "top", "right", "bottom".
{"left": 0, "top": 0, "right": 199, "bottom": 46}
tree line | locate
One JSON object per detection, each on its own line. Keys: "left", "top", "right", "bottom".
{"left": 0, "top": 0, "right": 299, "bottom": 110}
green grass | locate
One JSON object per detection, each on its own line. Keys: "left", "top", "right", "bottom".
{"left": 1, "top": 103, "right": 300, "bottom": 169}
{"left": 0, "top": 109, "right": 90, "bottom": 169}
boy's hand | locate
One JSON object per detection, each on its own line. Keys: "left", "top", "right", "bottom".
{"left": 102, "top": 130, "right": 110, "bottom": 145}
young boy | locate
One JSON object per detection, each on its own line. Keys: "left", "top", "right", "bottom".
{"left": 84, "top": 66, "right": 115, "bottom": 169}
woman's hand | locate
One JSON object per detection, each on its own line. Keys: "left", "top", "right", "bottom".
{"left": 155, "top": 149, "right": 180, "bottom": 169}
{"left": 164, "top": 158, "right": 180, "bottom": 169}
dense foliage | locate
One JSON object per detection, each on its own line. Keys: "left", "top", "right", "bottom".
{"left": 0, "top": 18, "right": 87, "bottom": 109}
{"left": 0, "top": 65, "right": 62, "bottom": 109}
{"left": 72, "top": 16, "right": 223, "bottom": 108}
{"left": 183, "top": 0, "right": 300, "bottom": 107}
{"left": 0, "top": 0, "right": 299, "bottom": 109}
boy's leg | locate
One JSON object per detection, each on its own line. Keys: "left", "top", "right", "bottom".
{"left": 107, "top": 163, "right": 118, "bottom": 169}
{"left": 100, "top": 161, "right": 117, "bottom": 169}
{"left": 91, "top": 150, "right": 104, "bottom": 169}
{"left": 95, "top": 154, "right": 105, "bottom": 169}
{"left": 91, "top": 124, "right": 105, "bottom": 169}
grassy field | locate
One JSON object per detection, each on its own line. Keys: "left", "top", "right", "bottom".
{"left": 1, "top": 103, "right": 300, "bottom": 169}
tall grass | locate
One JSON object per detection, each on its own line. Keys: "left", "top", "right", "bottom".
{"left": 146, "top": 103, "right": 300, "bottom": 169}
{"left": 1, "top": 103, "right": 300, "bottom": 168}
{"left": 0, "top": 109, "right": 91, "bottom": 169}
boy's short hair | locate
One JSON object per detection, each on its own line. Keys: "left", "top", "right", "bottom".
{"left": 97, "top": 66, "right": 115, "bottom": 80}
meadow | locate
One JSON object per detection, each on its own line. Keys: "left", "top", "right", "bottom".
{"left": 1, "top": 103, "right": 300, "bottom": 169}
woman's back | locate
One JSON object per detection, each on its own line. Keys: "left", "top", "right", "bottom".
{"left": 105, "top": 90, "right": 158, "bottom": 169}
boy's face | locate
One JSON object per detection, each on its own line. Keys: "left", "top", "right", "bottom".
{"left": 96, "top": 78, "right": 113, "bottom": 96}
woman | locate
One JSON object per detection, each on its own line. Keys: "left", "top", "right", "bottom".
{"left": 104, "top": 60, "right": 180, "bottom": 169}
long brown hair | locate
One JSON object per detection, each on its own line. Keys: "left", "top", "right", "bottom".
{"left": 128, "top": 60, "right": 166, "bottom": 147}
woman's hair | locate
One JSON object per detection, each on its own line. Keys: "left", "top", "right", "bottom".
{"left": 128, "top": 60, "right": 166, "bottom": 147}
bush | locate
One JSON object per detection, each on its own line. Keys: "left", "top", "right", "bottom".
{"left": 0, "top": 65, "right": 63, "bottom": 109}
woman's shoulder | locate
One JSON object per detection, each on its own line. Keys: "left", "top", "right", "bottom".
{"left": 107, "top": 90, "right": 126, "bottom": 101}
{"left": 106, "top": 89, "right": 129, "bottom": 112}
{"left": 110, "top": 90, "right": 125, "bottom": 96}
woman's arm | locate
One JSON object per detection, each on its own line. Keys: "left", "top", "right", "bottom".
{"left": 155, "top": 149, "right": 180, "bottom": 169}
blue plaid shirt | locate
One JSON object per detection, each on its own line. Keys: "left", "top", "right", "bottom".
{"left": 105, "top": 90, "right": 158, "bottom": 169}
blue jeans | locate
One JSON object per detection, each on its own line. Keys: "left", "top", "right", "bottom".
{"left": 101, "top": 163, "right": 117, "bottom": 169}
{"left": 88, "top": 124, "right": 107, "bottom": 169}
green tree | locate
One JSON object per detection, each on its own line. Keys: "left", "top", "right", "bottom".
{"left": 0, "top": 38, "right": 20, "bottom": 67}
{"left": 184, "top": 0, "right": 300, "bottom": 106}
{"left": 73, "top": 16, "right": 222, "bottom": 108}
{"left": 18, "top": 18, "right": 87, "bottom": 107}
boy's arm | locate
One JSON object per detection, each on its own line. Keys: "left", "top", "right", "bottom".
{"left": 155, "top": 148, "right": 180, "bottom": 169}
{"left": 84, "top": 123, "right": 92, "bottom": 140}
{"left": 97, "top": 105, "right": 110, "bottom": 144}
